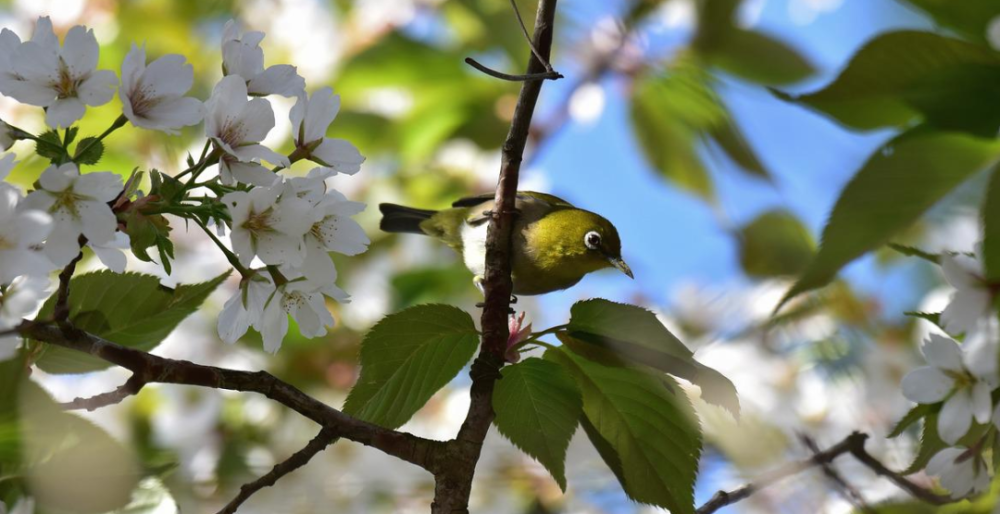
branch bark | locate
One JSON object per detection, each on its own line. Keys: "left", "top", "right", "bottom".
{"left": 696, "top": 432, "right": 954, "bottom": 514}
{"left": 20, "top": 322, "right": 441, "bottom": 473}
{"left": 429, "top": 1, "right": 559, "bottom": 512}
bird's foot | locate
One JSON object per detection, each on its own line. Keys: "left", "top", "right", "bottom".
{"left": 481, "top": 207, "right": 522, "bottom": 219}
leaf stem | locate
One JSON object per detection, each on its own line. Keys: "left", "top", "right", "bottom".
{"left": 72, "top": 114, "right": 127, "bottom": 164}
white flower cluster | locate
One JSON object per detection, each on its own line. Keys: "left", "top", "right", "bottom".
{"left": 0, "top": 17, "right": 368, "bottom": 357}
{"left": 901, "top": 249, "right": 1000, "bottom": 498}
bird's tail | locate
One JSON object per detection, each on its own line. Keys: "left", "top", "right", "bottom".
{"left": 379, "top": 203, "right": 437, "bottom": 234}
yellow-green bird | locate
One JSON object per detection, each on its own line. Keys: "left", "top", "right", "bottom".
{"left": 379, "top": 192, "right": 632, "bottom": 295}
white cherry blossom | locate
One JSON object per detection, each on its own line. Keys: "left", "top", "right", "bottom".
{"left": 89, "top": 231, "right": 131, "bottom": 273}
{"left": 926, "top": 447, "right": 990, "bottom": 498}
{"left": 205, "top": 75, "right": 288, "bottom": 185}
{"left": 901, "top": 334, "right": 997, "bottom": 445}
{"left": 290, "top": 88, "right": 364, "bottom": 174}
{"left": 221, "top": 20, "right": 304, "bottom": 97}
{"left": 119, "top": 44, "right": 203, "bottom": 134}
{"left": 940, "top": 249, "right": 994, "bottom": 338}
{"left": 298, "top": 188, "right": 368, "bottom": 287}
{"left": 0, "top": 17, "right": 117, "bottom": 128}
{"left": 0, "top": 275, "right": 52, "bottom": 360}
{"left": 20, "top": 163, "right": 122, "bottom": 266}
{"left": 0, "top": 181, "right": 53, "bottom": 284}
{"left": 223, "top": 182, "right": 313, "bottom": 267}
{"left": 218, "top": 273, "right": 275, "bottom": 344}
{"left": 256, "top": 280, "right": 334, "bottom": 353}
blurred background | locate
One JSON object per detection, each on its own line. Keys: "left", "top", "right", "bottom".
{"left": 0, "top": 0, "right": 985, "bottom": 512}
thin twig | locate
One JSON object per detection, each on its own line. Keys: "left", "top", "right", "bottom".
{"left": 60, "top": 374, "right": 147, "bottom": 411}
{"left": 695, "top": 432, "right": 954, "bottom": 514}
{"left": 217, "top": 428, "right": 338, "bottom": 514}
{"left": 508, "top": 0, "right": 555, "bottom": 73}
{"left": 800, "top": 434, "right": 875, "bottom": 514}
{"left": 464, "top": 57, "right": 562, "bottom": 82}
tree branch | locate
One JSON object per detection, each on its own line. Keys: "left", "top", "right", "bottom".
{"left": 60, "top": 373, "right": 147, "bottom": 411}
{"left": 19, "top": 322, "right": 441, "bottom": 473}
{"left": 464, "top": 57, "right": 562, "bottom": 82}
{"left": 696, "top": 432, "right": 954, "bottom": 514}
{"left": 217, "top": 427, "right": 339, "bottom": 514}
{"left": 430, "top": 1, "right": 560, "bottom": 513}
{"left": 800, "top": 434, "right": 874, "bottom": 514}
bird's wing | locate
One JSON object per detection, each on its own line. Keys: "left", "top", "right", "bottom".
{"left": 461, "top": 192, "right": 567, "bottom": 226}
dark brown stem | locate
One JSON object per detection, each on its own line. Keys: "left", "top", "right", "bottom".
{"left": 696, "top": 432, "right": 954, "bottom": 514}
{"left": 800, "top": 434, "right": 874, "bottom": 514}
{"left": 60, "top": 373, "right": 147, "bottom": 411}
{"left": 464, "top": 57, "right": 562, "bottom": 82}
{"left": 54, "top": 239, "right": 86, "bottom": 323}
{"left": 19, "top": 322, "right": 441, "bottom": 473}
{"left": 429, "top": 1, "right": 559, "bottom": 513}
{"left": 217, "top": 427, "right": 339, "bottom": 514}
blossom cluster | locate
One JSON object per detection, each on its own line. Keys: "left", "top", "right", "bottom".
{"left": 900, "top": 249, "right": 1000, "bottom": 498}
{"left": 0, "top": 17, "right": 368, "bottom": 357}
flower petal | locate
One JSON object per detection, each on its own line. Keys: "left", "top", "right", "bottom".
{"left": 939, "top": 390, "right": 974, "bottom": 444}
{"left": 922, "top": 334, "right": 964, "bottom": 373}
{"left": 247, "top": 64, "right": 305, "bottom": 97}
{"left": 45, "top": 97, "right": 86, "bottom": 128}
{"left": 901, "top": 366, "right": 954, "bottom": 404}
{"left": 312, "top": 138, "right": 364, "bottom": 174}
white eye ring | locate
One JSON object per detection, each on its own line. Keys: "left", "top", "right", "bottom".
{"left": 584, "top": 230, "right": 601, "bottom": 250}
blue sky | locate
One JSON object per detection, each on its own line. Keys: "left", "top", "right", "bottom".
{"left": 530, "top": 0, "right": 940, "bottom": 329}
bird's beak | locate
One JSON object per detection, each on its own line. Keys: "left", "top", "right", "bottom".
{"left": 607, "top": 256, "right": 634, "bottom": 279}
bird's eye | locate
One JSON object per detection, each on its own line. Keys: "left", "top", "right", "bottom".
{"left": 584, "top": 231, "right": 601, "bottom": 250}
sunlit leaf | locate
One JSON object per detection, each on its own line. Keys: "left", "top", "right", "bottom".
{"left": 492, "top": 358, "right": 582, "bottom": 490}
{"left": 777, "top": 31, "right": 1000, "bottom": 134}
{"left": 982, "top": 165, "right": 1000, "bottom": 281}
{"left": 779, "top": 131, "right": 1000, "bottom": 308}
{"left": 343, "top": 304, "right": 479, "bottom": 429}
{"left": 34, "top": 271, "right": 229, "bottom": 374}
{"left": 546, "top": 347, "right": 701, "bottom": 514}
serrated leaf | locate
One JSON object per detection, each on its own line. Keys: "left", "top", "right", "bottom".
{"left": 708, "top": 117, "right": 770, "bottom": 179}
{"left": 982, "top": 165, "right": 1000, "bottom": 281}
{"left": 546, "top": 347, "right": 702, "bottom": 514}
{"left": 343, "top": 304, "right": 479, "bottom": 429}
{"left": 20, "top": 381, "right": 141, "bottom": 513}
{"left": 779, "top": 131, "right": 1000, "bottom": 309}
{"left": 738, "top": 209, "right": 814, "bottom": 278}
{"left": 34, "top": 271, "right": 229, "bottom": 374}
{"left": 777, "top": 31, "right": 1000, "bottom": 133}
{"left": 74, "top": 137, "right": 105, "bottom": 165}
{"left": 63, "top": 126, "right": 79, "bottom": 146}
{"left": 564, "top": 299, "right": 739, "bottom": 416}
{"left": 888, "top": 403, "right": 934, "bottom": 438}
{"left": 903, "top": 410, "right": 988, "bottom": 475}
{"left": 34, "top": 130, "right": 65, "bottom": 162}
{"left": 492, "top": 358, "right": 582, "bottom": 490}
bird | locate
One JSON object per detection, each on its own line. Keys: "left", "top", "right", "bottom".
{"left": 379, "top": 191, "right": 632, "bottom": 296}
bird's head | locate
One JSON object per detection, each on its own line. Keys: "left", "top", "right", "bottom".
{"left": 530, "top": 209, "right": 633, "bottom": 279}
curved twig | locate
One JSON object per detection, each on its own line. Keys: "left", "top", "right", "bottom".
{"left": 464, "top": 57, "right": 562, "bottom": 82}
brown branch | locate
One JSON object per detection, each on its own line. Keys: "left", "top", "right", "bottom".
{"left": 60, "top": 373, "right": 147, "bottom": 411}
{"left": 464, "top": 57, "right": 562, "bottom": 82}
{"left": 429, "top": 1, "right": 560, "bottom": 513}
{"left": 800, "top": 434, "right": 874, "bottom": 514}
{"left": 217, "top": 427, "right": 338, "bottom": 514}
{"left": 19, "top": 322, "right": 441, "bottom": 473}
{"left": 54, "top": 240, "right": 86, "bottom": 323}
{"left": 696, "top": 432, "right": 954, "bottom": 514}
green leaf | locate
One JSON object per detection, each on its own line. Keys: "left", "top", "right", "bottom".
{"left": 888, "top": 403, "right": 934, "bottom": 438}
{"left": 74, "top": 137, "right": 105, "bottom": 165}
{"left": 63, "top": 126, "right": 79, "bottom": 146}
{"left": 777, "top": 31, "right": 1000, "bottom": 133}
{"left": 122, "top": 207, "right": 174, "bottom": 273}
{"left": 779, "top": 131, "right": 1000, "bottom": 308}
{"left": 34, "top": 130, "right": 65, "bottom": 162}
{"left": 900, "top": 0, "right": 1000, "bottom": 43}
{"left": 34, "top": 271, "right": 230, "bottom": 374}
{"left": 546, "top": 348, "right": 702, "bottom": 514}
{"left": 902, "top": 409, "right": 988, "bottom": 475}
{"left": 982, "top": 165, "right": 1000, "bottom": 281}
{"left": 343, "top": 304, "right": 479, "bottom": 429}
{"left": 738, "top": 209, "right": 814, "bottom": 278}
{"left": 564, "top": 299, "right": 739, "bottom": 416}
{"left": 492, "top": 358, "right": 582, "bottom": 490}
{"left": 20, "top": 381, "right": 141, "bottom": 513}
{"left": 703, "top": 29, "right": 815, "bottom": 86}
{"left": 708, "top": 117, "right": 770, "bottom": 180}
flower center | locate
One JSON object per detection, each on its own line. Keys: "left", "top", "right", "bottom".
{"left": 280, "top": 290, "right": 307, "bottom": 314}
{"left": 219, "top": 115, "right": 249, "bottom": 147}
{"left": 243, "top": 208, "right": 274, "bottom": 234}
{"left": 54, "top": 60, "right": 82, "bottom": 99}
{"left": 51, "top": 189, "right": 83, "bottom": 218}
{"left": 129, "top": 83, "right": 163, "bottom": 117}
{"left": 0, "top": 234, "right": 13, "bottom": 251}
